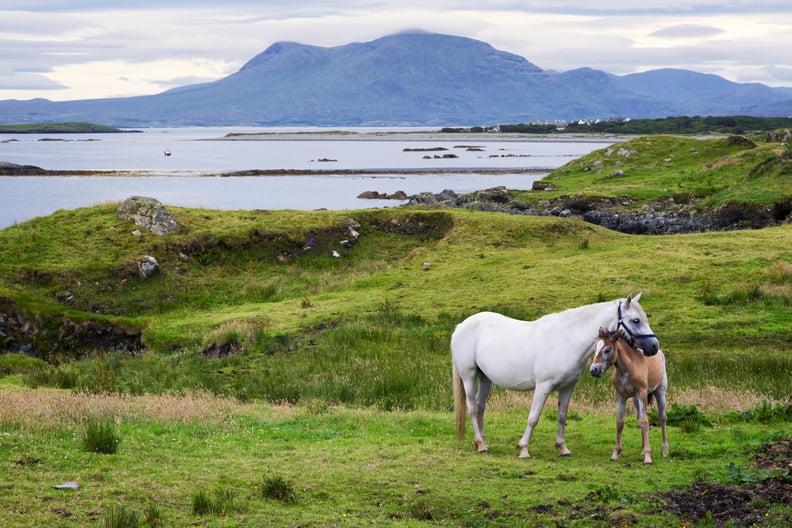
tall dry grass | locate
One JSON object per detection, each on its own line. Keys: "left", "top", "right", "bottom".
{"left": 0, "top": 388, "right": 296, "bottom": 430}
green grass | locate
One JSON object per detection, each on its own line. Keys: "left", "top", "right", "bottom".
{"left": 81, "top": 416, "right": 121, "bottom": 454}
{"left": 0, "top": 132, "right": 791, "bottom": 525}
{"left": 515, "top": 133, "right": 792, "bottom": 207}
{"left": 0, "top": 122, "right": 126, "bottom": 133}
{"left": 2, "top": 202, "right": 791, "bottom": 404}
{"left": 0, "top": 390, "right": 789, "bottom": 527}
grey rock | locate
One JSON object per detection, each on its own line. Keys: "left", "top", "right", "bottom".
{"left": 117, "top": 196, "right": 179, "bottom": 236}
{"left": 137, "top": 255, "right": 159, "bottom": 279}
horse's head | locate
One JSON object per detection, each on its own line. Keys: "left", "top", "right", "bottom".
{"left": 616, "top": 293, "right": 659, "bottom": 356}
{"left": 589, "top": 327, "right": 622, "bottom": 378}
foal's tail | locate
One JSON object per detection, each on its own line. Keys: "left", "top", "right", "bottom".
{"left": 452, "top": 361, "right": 467, "bottom": 441}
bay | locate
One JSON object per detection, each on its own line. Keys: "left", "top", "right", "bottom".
{"left": 0, "top": 127, "right": 615, "bottom": 228}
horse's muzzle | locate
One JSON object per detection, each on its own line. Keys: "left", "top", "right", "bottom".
{"left": 636, "top": 336, "right": 660, "bottom": 357}
{"left": 589, "top": 364, "right": 606, "bottom": 378}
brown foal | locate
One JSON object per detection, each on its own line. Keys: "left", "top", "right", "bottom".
{"left": 590, "top": 327, "right": 669, "bottom": 464}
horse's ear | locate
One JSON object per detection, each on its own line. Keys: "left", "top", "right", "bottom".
{"left": 625, "top": 293, "right": 641, "bottom": 307}
{"left": 598, "top": 326, "right": 608, "bottom": 338}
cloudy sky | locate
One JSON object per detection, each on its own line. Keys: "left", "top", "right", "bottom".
{"left": 2, "top": 1, "right": 792, "bottom": 101}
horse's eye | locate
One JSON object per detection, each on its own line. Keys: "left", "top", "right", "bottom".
{"left": 632, "top": 318, "right": 640, "bottom": 324}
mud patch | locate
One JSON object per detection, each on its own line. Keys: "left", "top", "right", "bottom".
{"left": 660, "top": 438, "right": 791, "bottom": 526}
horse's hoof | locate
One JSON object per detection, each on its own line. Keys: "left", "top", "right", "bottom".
{"left": 644, "top": 460, "right": 653, "bottom": 465}
{"left": 559, "top": 451, "right": 572, "bottom": 457}
{"left": 518, "top": 448, "right": 530, "bottom": 459}
{"left": 474, "top": 440, "right": 489, "bottom": 453}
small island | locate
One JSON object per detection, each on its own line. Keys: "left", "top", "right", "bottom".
{"left": 0, "top": 122, "right": 138, "bottom": 134}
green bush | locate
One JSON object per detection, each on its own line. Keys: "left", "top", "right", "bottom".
{"left": 82, "top": 417, "right": 120, "bottom": 454}
{"left": 101, "top": 505, "right": 139, "bottom": 528}
{"left": 260, "top": 475, "right": 298, "bottom": 504}
{"left": 191, "top": 487, "right": 241, "bottom": 516}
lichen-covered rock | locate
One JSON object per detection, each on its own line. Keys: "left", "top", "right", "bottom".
{"left": 137, "top": 255, "right": 159, "bottom": 279}
{"left": 117, "top": 196, "right": 179, "bottom": 236}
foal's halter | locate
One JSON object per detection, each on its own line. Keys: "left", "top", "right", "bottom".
{"left": 617, "top": 301, "right": 656, "bottom": 349}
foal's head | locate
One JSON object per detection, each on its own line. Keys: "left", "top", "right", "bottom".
{"left": 589, "top": 327, "right": 624, "bottom": 378}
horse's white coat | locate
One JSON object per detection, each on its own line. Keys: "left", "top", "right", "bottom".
{"left": 451, "top": 295, "right": 658, "bottom": 459}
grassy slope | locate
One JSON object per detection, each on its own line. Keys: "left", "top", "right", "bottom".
{"left": 514, "top": 133, "right": 792, "bottom": 206}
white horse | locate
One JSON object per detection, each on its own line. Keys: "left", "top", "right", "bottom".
{"left": 451, "top": 294, "right": 659, "bottom": 458}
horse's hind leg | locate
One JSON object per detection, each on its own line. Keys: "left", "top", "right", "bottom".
{"left": 473, "top": 375, "right": 493, "bottom": 452}
{"left": 463, "top": 373, "right": 491, "bottom": 453}
{"left": 554, "top": 384, "right": 576, "bottom": 456}
{"left": 655, "top": 389, "right": 669, "bottom": 457}
{"left": 517, "top": 384, "right": 552, "bottom": 459}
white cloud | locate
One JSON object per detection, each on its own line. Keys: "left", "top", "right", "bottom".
{"left": 1, "top": 2, "right": 791, "bottom": 101}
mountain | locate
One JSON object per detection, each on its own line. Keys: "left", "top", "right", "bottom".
{"left": 1, "top": 31, "right": 791, "bottom": 127}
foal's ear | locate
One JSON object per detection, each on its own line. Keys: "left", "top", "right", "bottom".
{"left": 598, "top": 326, "right": 608, "bottom": 338}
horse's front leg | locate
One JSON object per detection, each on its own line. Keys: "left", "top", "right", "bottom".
{"left": 516, "top": 384, "right": 552, "bottom": 459}
{"left": 554, "top": 384, "right": 576, "bottom": 457}
{"left": 611, "top": 395, "right": 626, "bottom": 461}
{"left": 635, "top": 393, "right": 652, "bottom": 465}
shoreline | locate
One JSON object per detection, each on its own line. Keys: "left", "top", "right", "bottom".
{"left": 218, "top": 131, "right": 627, "bottom": 143}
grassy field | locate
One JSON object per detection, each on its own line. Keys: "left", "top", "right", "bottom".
{"left": 1, "top": 132, "right": 790, "bottom": 526}
{"left": 1, "top": 386, "right": 790, "bottom": 527}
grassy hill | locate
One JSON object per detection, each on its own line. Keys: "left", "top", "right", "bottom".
{"left": 0, "top": 132, "right": 790, "bottom": 526}
{"left": 517, "top": 132, "right": 792, "bottom": 207}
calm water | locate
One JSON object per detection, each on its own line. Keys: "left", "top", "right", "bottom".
{"left": 0, "top": 127, "right": 614, "bottom": 228}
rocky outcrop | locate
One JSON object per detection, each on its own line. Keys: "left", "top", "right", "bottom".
{"left": 117, "top": 196, "right": 179, "bottom": 236}
{"left": 0, "top": 296, "right": 143, "bottom": 360}
{"left": 357, "top": 190, "right": 409, "bottom": 200}
{"left": 406, "top": 187, "right": 792, "bottom": 234}
{"left": 0, "top": 161, "right": 49, "bottom": 175}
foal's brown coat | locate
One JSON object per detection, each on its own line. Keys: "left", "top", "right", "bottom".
{"left": 590, "top": 327, "right": 669, "bottom": 464}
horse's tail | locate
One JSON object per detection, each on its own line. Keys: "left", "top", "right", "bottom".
{"left": 452, "top": 360, "right": 467, "bottom": 441}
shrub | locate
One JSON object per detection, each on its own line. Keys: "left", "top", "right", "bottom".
{"left": 192, "top": 487, "right": 241, "bottom": 516}
{"left": 260, "top": 475, "right": 297, "bottom": 504}
{"left": 143, "top": 504, "right": 163, "bottom": 528}
{"left": 82, "top": 417, "right": 120, "bottom": 454}
{"left": 101, "top": 505, "right": 139, "bottom": 528}
{"left": 657, "top": 404, "right": 710, "bottom": 432}
{"left": 731, "top": 400, "right": 792, "bottom": 424}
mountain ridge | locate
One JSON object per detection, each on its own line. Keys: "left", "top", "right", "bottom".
{"left": 1, "top": 31, "right": 791, "bottom": 126}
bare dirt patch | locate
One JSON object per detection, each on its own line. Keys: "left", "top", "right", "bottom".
{"left": 659, "top": 438, "right": 791, "bottom": 526}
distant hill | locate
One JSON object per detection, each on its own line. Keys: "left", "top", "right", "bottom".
{"left": 1, "top": 31, "right": 791, "bottom": 127}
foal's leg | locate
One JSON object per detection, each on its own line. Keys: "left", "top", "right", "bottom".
{"left": 635, "top": 393, "right": 652, "bottom": 465}
{"left": 517, "top": 383, "right": 553, "bottom": 459}
{"left": 611, "top": 395, "right": 626, "bottom": 461}
{"left": 554, "top": 384, "right": 576, "bottom": 456}
{"left": 654, "top": 389, "right": 669, "bottom": 457}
